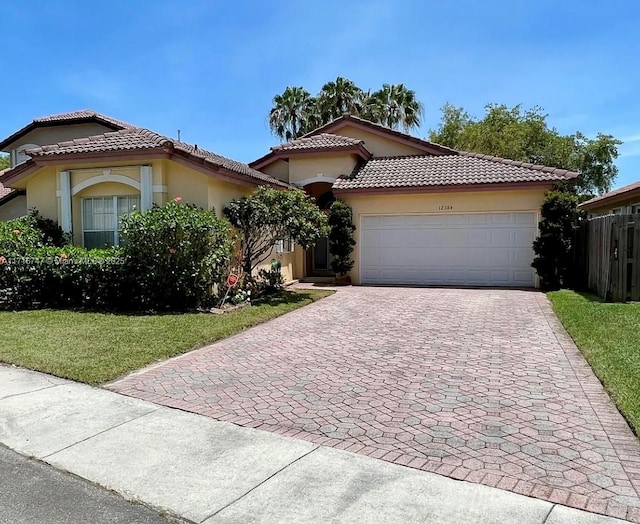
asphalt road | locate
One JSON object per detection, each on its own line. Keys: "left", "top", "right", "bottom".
{"left": 0, "top": 445, "right": 184, "bottom": 524}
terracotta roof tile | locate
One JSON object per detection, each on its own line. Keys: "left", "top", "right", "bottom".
{"left": 25, "top": 128, "right": 290, "bottom": 188}
{"left": 272, "top": 133, "right": 365, "bottom": 152}
{"left": 334, "top": 154, "right": 579, "bottom": 191}
{"left": 0, "top": 170, "right": 12, "bottom": 200}
{"left": 33, "top": 110, "right": 134, "bottom": 129}
{"left": 580, "top": 180, "right": 640, "bottom": 208}
{"left": 27, "top": 128, "right": 169, "bottom": 155}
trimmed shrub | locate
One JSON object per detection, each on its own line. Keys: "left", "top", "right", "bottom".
{"left": 121, "top": 200, "right": 232, "bottom": 310}
{"left": 532, "top": 191, "right": 584, "bottom": 290}
{"left": 0, "top": 246, "right": 124, "bottom": 310}
{"left": 328, "top": 200, "right": 356, "bottom": 276}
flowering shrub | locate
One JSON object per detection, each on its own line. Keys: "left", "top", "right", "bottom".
{"left": 120, "top": 199, "right": 232, "bottom": 310}
{"left": 0, "top": 201, "right": 232, "bottom": 311}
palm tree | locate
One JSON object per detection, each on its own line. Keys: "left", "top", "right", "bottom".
{"left": 367, "top": 84, "right": 424, "bottom": 132}
{"left": 316, "top": 77, "right": 364, "bottom": 123}
{"left": 268, "top": 87, "right": 317, "bottom": 141}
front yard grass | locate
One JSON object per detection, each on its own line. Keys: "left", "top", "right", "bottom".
{"left": 548, "top": 290, "right": 640, "bottom": 434}
{"left": 0, "top": 290, "right": 332, "bottom": 385}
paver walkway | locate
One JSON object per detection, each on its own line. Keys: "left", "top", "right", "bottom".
{"left": 110, "top": 287, "right": 640, "bottom": 522}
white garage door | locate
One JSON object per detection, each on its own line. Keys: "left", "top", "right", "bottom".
{"left": 360, "top": 212, "right": 537, "bottom": 287}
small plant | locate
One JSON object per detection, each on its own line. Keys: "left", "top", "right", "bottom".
{"left": 328, "top": 200, "right": 355, "bottom": 276}
{"left": 256, "top": 266, "right": 284, "bottom": 297}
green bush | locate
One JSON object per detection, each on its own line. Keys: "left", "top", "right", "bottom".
{"left": 0, "top": 215, "right": 47, "bottom": 256}
{"left": 0, "top": 201, "right": 232, "bottom": 311}
{"left": 0, "top": 246, "right": 124, "bottom": 310}
{"left": 328, "top": 200, "right": 356, "bottom": 276}
{"left": 121, "top": 200, "right": 232, "bottom": 310}
{"left": 532, "top": 191, "right": 584, "bottom": 290}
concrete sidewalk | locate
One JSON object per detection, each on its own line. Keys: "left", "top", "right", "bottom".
{"left": 0, "top": 365, "right": 630, "bottom": 524}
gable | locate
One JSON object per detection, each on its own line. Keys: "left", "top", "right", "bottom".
{"left": 3, "top": 123, "right": 119, "bottom": 154}
{"left": 332, "top": 125, "right": 426, "bottom": 157}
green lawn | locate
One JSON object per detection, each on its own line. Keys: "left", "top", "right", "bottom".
{"left": 548, "top": 290, "right": 640, "bottom": 434}
{"left": 0, "top": 290, "right": 332, "bottom": 385}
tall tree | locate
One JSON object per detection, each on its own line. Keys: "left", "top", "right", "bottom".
{"left": 268, "top": 78, "right": 426, "bottom": 139}
{"left": 366, "top": 84, "right": 424, "bottom": 132}
{"left": 316, "top": 77, "right": 363, "bottom": 123}
{"left": 0, "top": 155, "right": 9, "bottom": 170}
{"left": 429, "top": 104, "right": 621, "bottom": 196}
{"left": 268, "top": 86, "right": 317, "bottom": 141}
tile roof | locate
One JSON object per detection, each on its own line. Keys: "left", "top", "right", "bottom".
{"left": 0, "top": 170, "right": 13, "bottom": 200}
{"left": 302, "top": 114, "right": 459, "bottom": 155}
{"left": 580, "top": 180, "right": 640, "bottom": 209}
{"left": 0, "top": 109, "right": 134, "bottom": 150}
{"left": 24, "top": 128, "right": 290, "bottom": 188}
{"left": 271, "top": 133, "right": 366, "bottom": 152}
{"left": 32, "top": 110, "right": 134, "bottom": 129}
{"left": 333, "top": 154, "right": 579, "bottom": 191}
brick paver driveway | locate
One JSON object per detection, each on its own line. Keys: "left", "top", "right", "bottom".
{"left": 110, "top": 288, "right": 640, "bottom": 522}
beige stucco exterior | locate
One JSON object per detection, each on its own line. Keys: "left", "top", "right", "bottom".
{"left": 288, "top": 154, "right": 357, "bottom": 185}
{"left": 334, "top": 125, "right": 425, "bottom": 157}
{"left": 342, "top": 189, "right": 546, "bottom": 285}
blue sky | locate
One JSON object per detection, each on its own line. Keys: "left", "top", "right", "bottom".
{"left": 1, "top": 0, "right": 638, "bottom": 189}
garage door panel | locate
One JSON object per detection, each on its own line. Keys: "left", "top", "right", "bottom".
{"left": 361, "top": 213, "right": 537, "bottom": 287}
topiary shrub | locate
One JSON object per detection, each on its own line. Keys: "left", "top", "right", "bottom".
{"left": 532, "top": 191, "right": 584, "bottom": 290}
{"left": 328, "top": 200, "right": 356, "bottom": 276}
{"left": 121, "top": 199, "right": 232, "bottom": 310}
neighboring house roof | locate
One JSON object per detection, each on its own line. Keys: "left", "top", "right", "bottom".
{"left": 251, "top": 131, "right": 372, "bottom": 169}
{"left": 1, "top": 127, "right": 290, "bottom": 189}
{"left": 579, "top": 180, "right": 640, "bottom": 210}
{"left": 333, "top": 154, "right": 579, "bottom": 192}
{"left": 0, "top": 110, "right": 134, "bottom": 151}
{"left": 0, "top": 170, "right": 25, "bottom": 205}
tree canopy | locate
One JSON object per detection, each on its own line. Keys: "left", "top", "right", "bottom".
{"left": 223, "top": 186, "right": 329, "bottom": 276}
{"left": 0, "top": 155, "right": 9, "bottom": 170}
{"left": 428, "top": 104, "right": 621, "bottom": 197}
{"left": 268, "top": 77, "right": 424, "bottom": 141}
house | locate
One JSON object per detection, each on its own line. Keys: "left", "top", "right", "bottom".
{"left": 579, "top": 181, "right": 640, "bottom": 216}
{"left": 0, "top": 110, "right": 579, "bottom": 287}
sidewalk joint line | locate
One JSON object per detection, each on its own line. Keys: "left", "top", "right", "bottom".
{"left": 541, "top": 503, "right": 556, "bottom": 524}
{"left": 0, "top": 383, "right": 61, "bottom": 402}
{"left": 42, "top": 407, "right": 161, "bottom": 459}
{"left": 200, "top": 445, "right": 320, "bottom": 523}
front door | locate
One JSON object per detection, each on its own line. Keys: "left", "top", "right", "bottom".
{"left": 307, "top": 236, "right": 333, "bottom": 276}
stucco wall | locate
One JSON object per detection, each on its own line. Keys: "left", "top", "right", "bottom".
{"left": 260, "top": 159, "right": 290, "bottom": 182}
{"left": 289, "top": 154, "right": 357, "bottom": 185}
{"left": 0, "top": 195, "right": 27, "bottom": 221}
{"left": 25, "top": 167, "right": 58, "bottom": 223}
{"left": 334, "top": 125, "right": 425, "bottom": 157}
{"left": 584, "top": 194, "right": 640, "bottom": 216}
{"left": 342, "top": 188, "right": 546, "bottom": 285}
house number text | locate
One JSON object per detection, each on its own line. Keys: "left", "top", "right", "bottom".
{"left": 438, "top": 205, "right": 453, "bottom": 211}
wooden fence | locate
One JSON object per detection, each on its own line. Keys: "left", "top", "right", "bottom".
{"left": 575, "top": 214, "right": 640, "bottom": 302}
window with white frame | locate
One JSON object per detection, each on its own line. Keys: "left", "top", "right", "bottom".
{"left": 631, "top": 203, "right": 640, "bottom": 214}
{"left": 275, "top": 237, "right": 293, "bottom": 253}
{"left": 82, "top": 196, "right": 140, "bottom": 248}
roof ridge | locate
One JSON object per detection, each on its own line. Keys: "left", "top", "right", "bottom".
{"left": 459, "top": 151, "right": 579, "bottom": 177}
